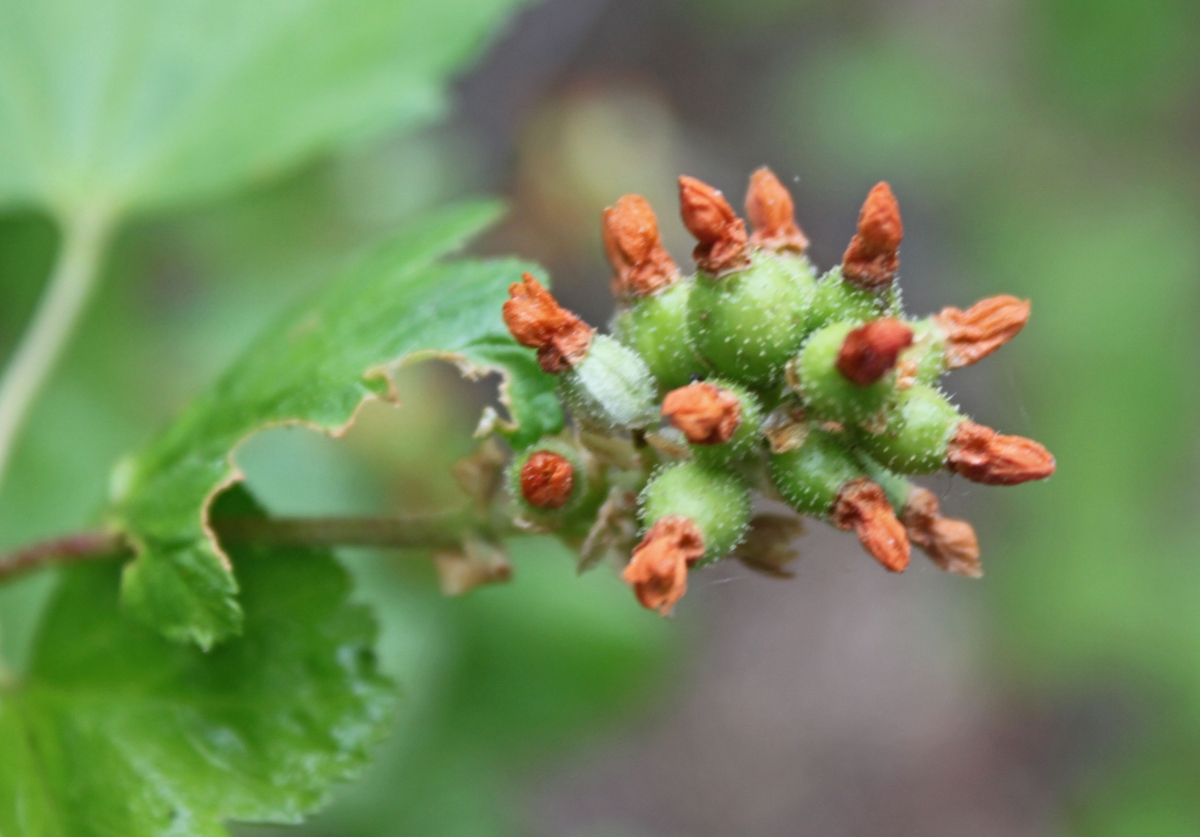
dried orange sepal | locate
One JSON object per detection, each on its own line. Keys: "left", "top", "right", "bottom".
{"left": 831, "top": 478, "right": 911, "bottom": 572}
{"left": 603, "top": 194, "right": 679, "bottom": 299}
{"left": 502, "top": 273, "right": 594, "bottom": 374}
{"left": 661, "top": 382, "right": 742, "bottom": 445}
{"left": 947, "top": 421, "right": 1056, "bottom": 485}
{"left": 678, "top": 175, "right": 751, "bottom": 275}
{"left": 623, "top": 516, "right": 706, "bottom": 615}
{"left": 745, "top": 167, "right": 809, "bottom": 254}
{"left": 842, "top": 182, "right": 903, "bottom": 290}
{"left": 935, "top": 296, "right": 1031, "bottom": 369}
{"left": 902, "top": 487, "right": 981, "bottom": 577}
{"left": 836, "top": 318, "right": 914, "bottom": 386}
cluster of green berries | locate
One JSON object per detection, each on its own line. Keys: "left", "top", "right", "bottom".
{"left": 501, "top": 169, "right": 1055, "bottom": 615}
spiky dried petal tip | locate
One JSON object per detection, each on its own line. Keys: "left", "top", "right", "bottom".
{"left": 836, "top": 318, "right": 914, "bottom": 386}
{"left": 842, "top": 182, "right": 903, "bottom": 290}
{"left": 936, "top": 296, "right": 1031, "bottom": 369}
{"left": 604, "top": 194, "right": 680, "bottom": 299}
{"left": 623, "top": 516, "right": 706, "bottom": 615}
{"left": 502, "top": 273, "right": 594, "bottom": 374}
{"left": 679, "top": 175, "right": 751, "bottom": 275}
{"left": 745, "top": 167, "right": 809, "bottom": 254}
{"left": 902, "top": 487, "right": 981, "bottom": 577}
{"left": 947, "top": 421, "right": 1056, "bottom": 485}
{"left": 831, "top": 479, "right": 911, "bottom": 572}
{"left": 520, "top": 451, "right": 576, "bottom": 509}
{"left": 662, "top": 382, "right": 742, "bottom": 445}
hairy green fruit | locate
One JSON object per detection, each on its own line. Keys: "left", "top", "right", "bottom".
{"left": 810, "top": 267, "right": 897, "bottom": 328}
{"left": 688, "top": 252, "right": 816, "bottom": 388}
{"left": 507, "top": 437, "right": 589, "bottom": 519}
{"left": 791, "top": 320, "right": 895, "bottom": 423}
{"left": 639, "top": 462, "right": 751, "bottom": 565}
{"left": 857, "top": 383, "right": 962, "bottom": 474}
{"left": 769, "top": 429, "right": 864, "bottom": 516}
{"left": 559, "top": 335, "right": 660, "bottom": 431}
{"left": 694, "top": 380, "right": 765, "bottom": 466}
{"left": 611, "top": 279, "right": 708, "bottom": 391}
{"left": 903, "top": 317, "right": 949, "bottom": 385}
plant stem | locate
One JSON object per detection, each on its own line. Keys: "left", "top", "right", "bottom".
{"left": 0, "top": 203, "right": 115, "bottom": 489}
{"left": 0, "top": 530, "right": 128, "bottom": 583}
{"left": 215, "top": 509, "right": 478, "bottom": 551}
{"left": 0, "top": 509, "right": 496, "bottom": 585}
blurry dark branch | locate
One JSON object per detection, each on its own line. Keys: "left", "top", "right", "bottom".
{"left": 0, "top": 530, "right": 129, "bottom": 583}
{"left": 215, "top": 508, "right": 480, "bottom": 551}
{"left": 0, "top": 508, "right": 497, "bottom": 585}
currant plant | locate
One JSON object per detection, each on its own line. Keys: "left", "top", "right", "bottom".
{"left": 501, "top": 168, "right": 1055, "bottom": 613}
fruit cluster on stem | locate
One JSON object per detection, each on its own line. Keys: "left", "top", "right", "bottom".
{"left": 500, "top": 168, "right": 1054, "bottom": 615}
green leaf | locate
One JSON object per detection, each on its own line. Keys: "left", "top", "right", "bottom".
{"left": 0, "top": 488, "right": 396, "bottom": 837}
{"left": 0, "top": 0, "right": 528, "bottom": 215}
{"left": 308, "top": 537, "right": 676, "bottom": 837}
{"left": 110, "top": 203, "right": 561, "bottom": 647}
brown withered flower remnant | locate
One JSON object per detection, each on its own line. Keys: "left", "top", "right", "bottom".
{"left": 519, "top": 451, "right": 575, "bottom": 510}
{"left": 603, "top": 194, "right": 679, "bottom": 299}
{"left": 735, "top": 513, "right": 805, "bottom": 579}
{"left": 936, "top": 296, "right": 1032, "bottom": 369}
{"left": 902, "top": 487, "right": 981, "bottom": 578}
{"left": 678, "top": 175, "right": 751, "bottom": 275}
{"left": 947, "top": 421, "right": 1057, "bottom": 485}
{"left": 831, "top": 479, "right": 911, "bottom": 572}
{"left": 745, "top": 167, "right": 809, "bottom": 254}
{"left": 662, "top": 382, "right": 742, "bottom": 445}
{"left": 836, "top": 318, "right": 914, "bottom": 386}
{"left": 842, "top": 182, "right": 903, "bottom": 290}
{"left": 622, "top": 516, "right": 706, "bottom": 614}
{"left": 502, "top": 273, "right": 594, "bottom": 374}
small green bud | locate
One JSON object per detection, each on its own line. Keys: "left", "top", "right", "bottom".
{"left": 856, "top": 383, "right": 962, "bottom": 474}
{"left": 507, "top": 437, "right": 589, "bottom": 519}
{"left": 611, "top": 279, "right": 709, "bottom": 391}
{"left": 559, "top": 335, "right": 660, "bottom": 432}
{"left": 661, "top": 379, "right": 765, "bottom": 466}
{"left": 809, "top": 266, "right": 898, "bottom": 329}
{"left": 769, "top": 429, "right": 864, "bottom": 516}
{"left": 688, "top": 252, "right": 816, "bottom": 388}
{"left": 790, "top": 319, "right": 912, "bottom": 424}
{"left": 639, "top": 461, "right": 751, "bottom": 565}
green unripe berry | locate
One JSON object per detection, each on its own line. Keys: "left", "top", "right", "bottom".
{"left": 791, "top": 320, "right": 895, "bottom": 424}
{"left": 688, "top": 251, "right": 816, "bottom": 388}
{"left": 856, "top": 383, "right": 962, "bottom": 474}
{"left": 639, "top": 461, "right": 751, "bottom": 565}
{"left": 507, "top": 437, "right": 589, "bottom": 519}
{"left": 559, "top": 335, "right": 659, "bottom": 432}
{"left": 662, "top": 379, "right": 765, "bottom": 466}
{"left": 611, "top": 279, "right": 709, "bottom": 391}
{"left": 904, "top": 317, "right": 948, "bottom": 385}
{"left": 810, "top": 266, "right": 897, "bottom": 329}
{"left": 769, "top": 429, "right": 864, "bottom": 516}
{"left": 695, "top": 381, "right": 764, "bottom": 466}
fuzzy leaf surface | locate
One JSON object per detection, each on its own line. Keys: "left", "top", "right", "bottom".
{"left": 0, "top": 0, "right": 527, "bottom": 215}
{"left": 0, "top": 490, "right": 396, "bottom": 837}
{"left": 110, "top": 204, "right": 560, "bottom": 647}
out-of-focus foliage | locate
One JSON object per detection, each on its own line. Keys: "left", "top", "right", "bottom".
{"left": 0, "top": 0, "right": 530, "bottom": 215}
{"left": 113, "top": 204, "right": 558, "bottom": 647}
{"left": 775, "top": 0, "right": 1200, "bottom": 829}
{"left": 233, "top": 371, "right": 676, "bottom": 837}
{"left": 0, "top": 488, "right": 396, "bottom": 837}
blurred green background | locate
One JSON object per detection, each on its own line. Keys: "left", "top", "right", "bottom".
{"left": 2, "top": 0, "right": 1199, "bottom": 834}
